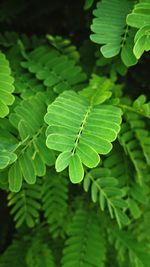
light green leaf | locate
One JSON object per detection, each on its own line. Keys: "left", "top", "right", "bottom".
{"left": 56, "top": 151, "right": 72, "bottom": 172}
{"left": 133, "top": 34, "right": 150, "bottom": 59}
{"left": 77, "top": 142, "right": 100, "bottom": 168}
{"left": 127, "top": 2, "right": 150, "bottom": 28}
{"left": 69, "top": 154, "right": 84, "bottom": 183}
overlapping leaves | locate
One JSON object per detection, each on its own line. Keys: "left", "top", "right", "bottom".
{"left": 21, "top": 45, "right": 86, "bottom": 94}
{"left": 8, "top": 93, "right": 55, "bottom": 192}
{"left": 127, "top": 1, "right": 150, "bottom": 59}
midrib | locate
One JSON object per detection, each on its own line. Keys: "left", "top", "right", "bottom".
{"left": 72, "top": 103, "right": 92, "bottom": 155}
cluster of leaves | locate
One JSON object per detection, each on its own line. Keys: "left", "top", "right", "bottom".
{"left": 90, "top": 0, "right": 150, "bottom": 66}
{"left": 0, "top": 0, "right": 150, "bottom": 266}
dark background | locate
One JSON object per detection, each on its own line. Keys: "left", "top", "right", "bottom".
{"left": 0, "top": 0, "right": 150, "bottom": 254}
{"left": 0, "top": 0, "right": 150, "bottom": 96}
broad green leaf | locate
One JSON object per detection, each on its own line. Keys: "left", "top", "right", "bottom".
{"left": 69, "top": 154, "right": 84, "bottom": 183}
{"left": 121, "top": 29, "right": 138, "bottom": 66}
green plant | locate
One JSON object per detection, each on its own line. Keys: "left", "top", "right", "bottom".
{"left": 0, "top": 0, "right": 150, "bottom": 266}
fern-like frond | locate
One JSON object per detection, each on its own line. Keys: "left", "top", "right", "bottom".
{"left": 119, "top": 112, "right": 150, "bottom": 185}
{"left": 108, "top": 227, "right": 150, "bottom": 267}
{"left": 134, "top": 198, "right": 150, "bottom": 243}
{"left": 8, "top": 93, "right": 55, "bottom": 192}
{"left": 0, "top": 239, "right": 28, "bottom": 267}
{"left": 83, "top": 167, "right": 129, "bottom": 227}
{"left": 46, "top": 35, "right": 80, "bottom": 62}
{"left": 0, "top": 51, "right": 15, "bottom": 117}
{"left": 21, "top": 46, "right": 86, "bottom": 94}
{"left": 0, "top": 32, "right": 18, "bottom": 47}
{"left": 7, "top": 179, "right": 41, "bottom": 228}
{"left": 42, "top": 171, "right": 69, "bottom": 238}
{"left": 26, "top": 236, "right": 55, "bottom": 267}
{"left": 103, "top": 147, "right": 144, "bottom": 219}
{"left": 61, "top": 208, "right": 106, "bottom": 267}
{"left": 90, "top": 0, "right": 137, "bottom": 66}
{"left": 44, "top": 90, "right": 122, "bottom": 183}
{"left": 14, "top": 72, "right": 46, "bottom": 100}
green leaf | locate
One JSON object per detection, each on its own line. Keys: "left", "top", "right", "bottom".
{"left": 19, "top": 153, "right": 36, "bottom": 184}
{"left": 133, "top": 30, "right": 150, "bottom": 59}
{"left": 8, "top": 161, "right": 22, "bottom": 192}
{"left": 84, "top": 0, "right": 95, "bottom": 10}
{"left": 128, "top": 198, "right": 141, "bottom": 219}
{"left": 121, "top": 29, "right": 138, "bottom": 66}
{"left": 69, "top": 154, "right": 84, "bottom": 183}
{"left": 77, "top": 142, "right": 100, "bottom": 168}
{"left": 56, "top": 151, "right": 72, "bottom": 172}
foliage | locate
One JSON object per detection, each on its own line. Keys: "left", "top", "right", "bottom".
{"left": 90, "top": 0, "right": 150, "bottom": 66}
{"left": 0, "top": 0, "right": 150, "bottom": 266}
